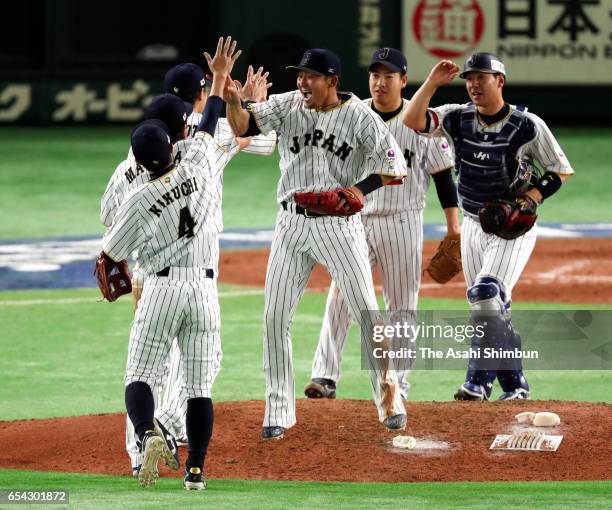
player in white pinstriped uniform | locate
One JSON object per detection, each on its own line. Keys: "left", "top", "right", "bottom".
{"left": 305, "top": 48, "right": 459, "bottom": 401}
{"left": 102, "top": 37, "right": 242, "bottom": 490}
{"left": 404, "top": 52, "right": 573, "bottom": 401}
{"left": 101, "top": 64, "right": 276, "bottom": 474}
{"left": 225, "top": 48, "right": 408, "bottom": 439}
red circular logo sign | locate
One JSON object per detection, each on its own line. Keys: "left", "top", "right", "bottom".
{"left": 412, "top": 0, "right": 485, "bottom": 59}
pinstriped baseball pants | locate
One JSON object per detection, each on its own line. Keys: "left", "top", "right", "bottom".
{"left": 263, "top": 206, "right": 406, "bottom": 428}
{"left": 125, "top": 270, "right": 222, "bottom": 398}
{"left": 311, "top": 209, "right": 424, "bottom": 397}
{"left": 461, "top": 215, "right": 537, "bottom": 300}
{"left": 125, "top": 341, "right": 187, "bottom": 466}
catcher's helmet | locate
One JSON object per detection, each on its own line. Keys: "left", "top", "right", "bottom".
{"left": 459, "top": 52, "right": 506, "bottom": 79}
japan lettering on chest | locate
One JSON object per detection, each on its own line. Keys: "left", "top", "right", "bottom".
{"left": 403, "top": 148, "right": 414, "bottom": 169}
{"left": 288, "top": 129, "right": 355, "bottom": 162}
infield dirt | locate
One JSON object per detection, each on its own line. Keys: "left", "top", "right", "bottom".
{"left": 1, "top": 400, "right": 610, "bottom": 482}
{"left": 219, "top": 238, "right": 612, "bottom": 304}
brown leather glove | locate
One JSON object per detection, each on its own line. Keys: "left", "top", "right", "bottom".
{"left": 94, "top": 252, "right": 132, "bottom": 302}
{"left": 425, "top": 234, "right": 462, "bottom": 284}
{"left": 294, "top": 188, "right": 364, "bottom": 217}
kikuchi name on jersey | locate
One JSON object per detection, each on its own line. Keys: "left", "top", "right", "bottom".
{"left": 148, "top": 177, "right": 199, "bottom": 217}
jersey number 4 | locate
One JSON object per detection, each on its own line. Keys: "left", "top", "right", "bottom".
{"left": 178, "top": 207, "right": 197, "bottom": 239}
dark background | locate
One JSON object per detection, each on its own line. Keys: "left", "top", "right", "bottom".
{"left": 2, "top": 0, "right": 610, "bottom": 124}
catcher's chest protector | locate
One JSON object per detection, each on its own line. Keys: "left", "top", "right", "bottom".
{"left": 443, "top": 106, "right": 537, "bottom": 216}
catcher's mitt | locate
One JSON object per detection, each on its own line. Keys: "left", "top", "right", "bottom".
{"left": 94, "top": 252, "right": 132, "bottom": 302}
{"left": 294, "top": 188, "right": 363, "bottom": 217}
{"left": 426, "top": 234, "right": 462, "bottom": 284}
{"left": 478, "top": 193, "right": 538, "bottom": 240}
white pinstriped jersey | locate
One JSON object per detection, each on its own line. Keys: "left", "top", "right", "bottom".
{"left": 247, "top": 90, "right": 407, "bottom": 202}
{"left": 362, "top": 99, "right": 454, "bottom": 215}
{"left": 102, "top": 132, "right": 227, "bottom": 274}
{"left": 424, "top": 103, "right": 574, "bottom": 176}
{"left": 100, "top": 112, "right": 276, "bottom": 229}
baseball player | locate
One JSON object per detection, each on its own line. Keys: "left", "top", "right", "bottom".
{"left": 101, "top": 63, "right": 276, "bottom": 475}
{"left": 102, "top": 36, "right": 241, "bottom": 490}
{"left": 304, "top": 47, "right": 459, "bottom": 401}
{"left": 403, "top": 52, "right": 574, "bottom": 400}
{"left": 225, "top": 48, "right": 409, "bottom": 440}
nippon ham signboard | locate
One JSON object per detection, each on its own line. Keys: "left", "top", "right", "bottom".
{"left": 402, "top": 0, "right": 612, "bottom": 84}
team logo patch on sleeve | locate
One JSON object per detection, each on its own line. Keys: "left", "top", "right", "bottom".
{"left": 386, "top": 149, "right": 397, "bottom": 169}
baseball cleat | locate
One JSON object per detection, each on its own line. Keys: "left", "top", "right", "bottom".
{"left": 153, "top": 418, "right": 180, "bottom": 470}
{"left": 304, "top": 378, "right": 336, "bottom": 399}
{"left": 498, "top": 388, "right": 531, "bottom": 400}
{"left": 383, "top": 413, "right": 407, "bottom": 431}
{"left": 183, "top": 467, "right": 207, "bottom": 490}
{"left": 261, "top": 426, "right": 285, "bottom": 440}
{"left": 138, "top": 431, "right": 165, "bottom": 488}
{"left": 454, "top": 382, "right": 491, "bottom": 401}
{"left": 176, "top": 436, "right": 188, "bottom": 447}
{"left": 132, "top": 465, "right": 141, "bottom": 478}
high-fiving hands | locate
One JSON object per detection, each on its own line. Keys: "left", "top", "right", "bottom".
{"left": 241, "top": 65, "right": 273, "bottom": 102}
{"left": 203, "top": 36, "right": 242, "bottom": 78}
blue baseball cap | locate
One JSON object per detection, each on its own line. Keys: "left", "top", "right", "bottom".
{"left": 368, "top": 47, "right": 407, "bottom": 75}
{"left": 459, "top": 52, "right": 506, "bottom": 78}
{"left": 131, "top": 120, "right": 173, "bottom": 172}
{"left": 286, "top": 48, "right": 341, "bottom": 77}
{"left": 164, "top": 63, "right": 210, "bottom": 102}
{"left": 143, "top": 94, "right": 192, "bottom": 143}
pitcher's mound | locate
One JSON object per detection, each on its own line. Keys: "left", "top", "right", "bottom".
{"left": 0, "top": 400, "right": 610, "bottom": 482}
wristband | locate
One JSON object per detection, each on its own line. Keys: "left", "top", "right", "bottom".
{"left": 534, "top": 171, "right": 562, "bottom": 201}
{"left": 354, "top": 174, "right": 384, "bottom": 196}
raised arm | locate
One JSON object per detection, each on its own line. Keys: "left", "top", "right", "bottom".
{"left": 225, "top": 81, "right": 250, "bottom": 136}
{"left": 403, "top": 60, "right": 460, "bottom": 132}
{"left": 225, "top": 65, "right": 273, "bottom": 137}
{"left": 200, "top": 36, "right": 242, "bottom": 135}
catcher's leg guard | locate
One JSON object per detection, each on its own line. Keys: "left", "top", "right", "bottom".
{"left": 462, "top": 277, "right": 510, "bottom": 391}
{"left": 496, "top": 328, "right": 530, "bottom": 397}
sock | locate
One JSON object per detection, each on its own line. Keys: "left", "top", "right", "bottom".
{"left": 186, "top": 397, "right": 214, "bottom": 470}
{"left": 125, "top": 381, "right": 155, "bottom": 440}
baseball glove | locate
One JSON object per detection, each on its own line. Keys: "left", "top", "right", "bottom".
{"left": 426, "top": 234, "right": 462, "bottom": 284}
{"left": 94, "top": 252, "right": 132, "bottom": 302}
{"left": 294, "top": 188, "right": 363, "bottom": 217}
{"left": 478, "top": 193, "right": 538, "bottom": 240}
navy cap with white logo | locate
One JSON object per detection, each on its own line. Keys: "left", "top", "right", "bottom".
{"left": 143, "top": 93, "right": 192, "bottom": 143}
{"left": 368, "top": 47, "right": 407, "bottom": 75}
{"left": 286, "top": 48, "right": 341, "bottom": 77}
{"left": 131, "top": 120, "right": 173, "bottom": 172}
{"left": 164, "top": 63, "right": 210, "bottom": 103}
{"left": 459, "top": 52, "right": 506, "bottom": 78}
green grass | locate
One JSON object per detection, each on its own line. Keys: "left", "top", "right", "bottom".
{"left": 0, "top": 470, "right": 609, "bottom": 510}
{"left": 0, "top": 287, "right": 609, "bottom": 421}
{"left": 1, "top": 126, "right": 610, "bottom": 507}
{"left": 1, "top": 127, "right": 611, "bottom": 239}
